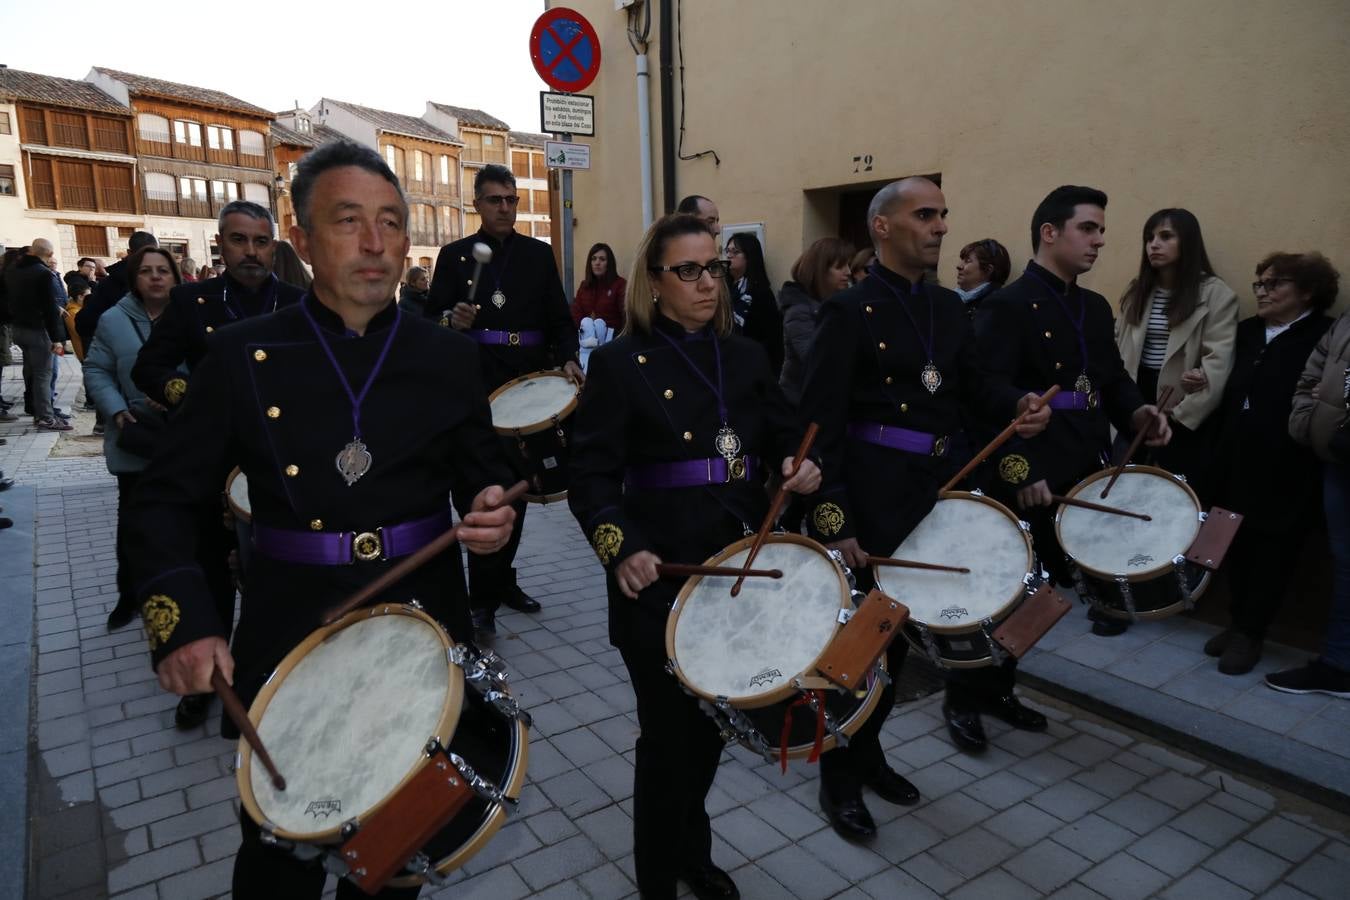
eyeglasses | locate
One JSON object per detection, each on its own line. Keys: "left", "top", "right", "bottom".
{"left": 479, "top": 194, "right": 520, "bottom": 207}
{"left": 1252, "top": 277, "right": 1293, "bottom": 294}
{"left": 652, "top": 260, "right": 731, "bottom": 281}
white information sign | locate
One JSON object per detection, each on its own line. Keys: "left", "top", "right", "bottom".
{"left": 540, "top": 92, "right": 596, "bottom": 136}
{"left": 545, "top": 141, "right": 592, "bottom": 171}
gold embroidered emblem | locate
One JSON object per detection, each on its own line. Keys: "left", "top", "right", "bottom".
{"left": 142, "top": 594, "right": 181, "bottom": 651}
{"left": 814, "top": 502, "right": 845, "bottom": 537}
{"left": 592, "top": 523, "right": 623, "bottom": 564}
{"left": 999, "top": 454, "right": 1031, "bottom": 484}
{"left": 164, "top": 377, "right": 187, "bottom": 406}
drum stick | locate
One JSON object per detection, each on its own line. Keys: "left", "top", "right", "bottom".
{"left": 731, "top": 422, "right": 820, "bottom": 597}
{"left": 866, "top": 556, "right": 970, "bottom": 574}
{"left": 467, "top": 242, "right": 492, "bottom": 305}
{"left": 321, "top": 480, "right": 529, "bottom": 625}
{"left": 1100, "top": 385, "right": 1174, "bottom": 499}
{"left": 1051, "top": 494, "right": 1152, "bottom": 521}
{"left": 939, "top": 385, "right": 1061, "bottom": 494}
{"left": 211, "top": 668, "right": 286, "bottom": 792}
{"left": 658, "top": 563, "right": 783, "bottom": 579}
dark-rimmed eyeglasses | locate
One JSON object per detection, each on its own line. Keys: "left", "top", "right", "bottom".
{"left": 652, "top": 260, "right": 731, "bottom": 281}
{"left": 1252, "top": 277, "right": 1293, "bottom": 294}
{"left": 479, "top": 194, "right": 520, "bottom": 207}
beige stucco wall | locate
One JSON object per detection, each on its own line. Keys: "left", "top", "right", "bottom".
{"left": 558, "top": 0, "right": 1350, "bottom": 315}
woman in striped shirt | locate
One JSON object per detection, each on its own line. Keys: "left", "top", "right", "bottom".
{"left": 1116, "top": 208, "right": 1239, "bottom": 497}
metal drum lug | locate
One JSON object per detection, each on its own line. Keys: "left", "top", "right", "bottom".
{"left": 1018, "top": 519, "right": 1032, "bottom": 532}
{"left": 837, "top": 607, "right": 854, "bottom": 625}
{"left": 1115, "top": 575, "right": 1138, "bottom": 621}
{"left": 981, "top": 617, "right": 1008, "bottom": 665}
{"left": 447, "top": 752, "right": 513, "bottom": 806}
{"left": 1173, "top": 555, "right": 1195, "bottom": 610}
{"left": 971, "top": 488, "right": 985, "bottom": 496}
{"left": 1198, "top": 509, "right": 1209, "bottom": 523}
{"left": 916, "top": 621, "right": 943, "bottom": 667}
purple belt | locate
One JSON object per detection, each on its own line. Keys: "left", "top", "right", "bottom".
{"left": 1047, "top": 390, "right": 1099, "bottom": 411}
{"left": 468, "top": 329, "right": 545, "bottom": 347}
{"left": 848, "top": 421, "right": 950, "bottom": 457}
{"left": 625, "top": 456, "right": 759, "bottom": 489}
{"left": 252, "top": 509, "right": 455, "bottom": 566}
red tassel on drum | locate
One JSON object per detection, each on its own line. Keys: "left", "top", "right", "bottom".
{"left": 779, "top": 690, "right": 828, "bottom": 773}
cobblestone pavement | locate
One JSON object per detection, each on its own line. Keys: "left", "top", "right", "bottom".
{"left": 10, "top": 359, "right": 1350, "bottom": 899}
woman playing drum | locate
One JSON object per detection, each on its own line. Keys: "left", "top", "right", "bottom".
{"left": 568, "top": 214, "right": 820, "bottom": 900}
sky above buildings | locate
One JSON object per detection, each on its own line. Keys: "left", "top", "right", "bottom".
{"left": 0, "top": 0, "right": 554, "bottom": 133}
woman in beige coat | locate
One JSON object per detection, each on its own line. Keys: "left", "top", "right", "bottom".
{"left": 1116, "top": 208, "right": 1239, "bottom": 497}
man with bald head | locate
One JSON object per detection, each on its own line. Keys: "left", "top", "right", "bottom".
{"left": 799, "top": 177, "right": 1051, "bottom": 840}
{"left": 2, "top": 239, "right": 69, "bottom": 430}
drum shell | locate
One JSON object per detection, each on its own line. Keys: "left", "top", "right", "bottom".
{"left": 225, "top": 467, "right": 253, "bottom": 577}
{"left": 737, "top": 658, "right": 887, "bottom": 759}
{"left": 488, "top": 371, "right": 579, "bottom": 504}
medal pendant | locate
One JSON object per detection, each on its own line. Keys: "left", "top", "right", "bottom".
{"left": 1075, "top": 373, "right": 1093, "bottom": 394}
{"left": 491, "top": 290, "right": 506, "bottom": 309}
{"left": 714, "top": 425, "right": 743, "bottom": 462}
{"left": 920, "top": 362, "right": 942, "bottom": 394}
{"left": 336, "top": 439, "right": 372, "bottom": 487}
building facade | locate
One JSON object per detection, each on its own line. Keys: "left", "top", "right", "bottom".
{"left": 88, "top": 68, "right": 277, "bottom": 268}
{"left": 508, "top": 131, "right": 556, "bottom": 249}
{"left": 422, "top": 103, "right": 514, "bottom": 241}
{"left": 0, "top": 68, "right": 140, "bottom": 264}
{"left": 557, "top": 0, "right": 1350, "bottom": 316}
{"left": 311, "top": 98, "right": 463, "bottom": 271}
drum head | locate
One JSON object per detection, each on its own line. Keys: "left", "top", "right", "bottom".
{"left": 238, "top": 606, "right": 462, "bottom": 842}
{"left": 1057, "top": 466, "right": 1201, "bottom": 579}
{"left": 875, "top": 493, "right": 1031, "bottom": 633}
{"left": 489, "top": 371, "right": 578, "bottom": 434}
{"left": 668, "top": 535, "right": 847, "bottom": 706}
{"left": 226, "top": 468, "right": 251, "bottom": 523}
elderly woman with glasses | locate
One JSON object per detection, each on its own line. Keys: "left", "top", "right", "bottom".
{"left": 1203, "top": 252, "right": 1337, "bottom": 675}
{"left": 568, "top": 213, "right": 819, "bottom": 900}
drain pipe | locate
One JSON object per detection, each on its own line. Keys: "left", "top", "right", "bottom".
{"left": 658, "top": 0, "right": 676, "bottom": 213}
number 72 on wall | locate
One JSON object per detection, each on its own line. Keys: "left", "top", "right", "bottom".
{"left": 853, "top": 154, "right": 874, "bottom": 174}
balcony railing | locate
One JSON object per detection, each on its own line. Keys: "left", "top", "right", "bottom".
{"left": 31, "top": 182, "right": 56, "bottom": 209}
{"left": 60, "top": 184, "right": 97, "bottom": 210}
{"left": 410, "top": 228, "right": 438, "bottom": 247}
{"left": 51, "top": 122, "right": 90, "bottom": 150}
{"left": 100, "top": 186, "right": 136, "bottom": 213}
{"left": 461, "top": 147, "right": 507, "bottom": 165}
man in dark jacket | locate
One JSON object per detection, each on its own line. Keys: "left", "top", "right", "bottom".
{"left": 3, "top": 240, "right": 69, "bottom": 431}
{"left": 75, "top": 231, "right": 157, "bottom": 351}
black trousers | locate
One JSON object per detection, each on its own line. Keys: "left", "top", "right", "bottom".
{"left": 1226, "top": 522, "right": 1312, "bottom": 641}
{"left": 945, "top": 659, "right": 1018, "bottom": 712}
{"left": 616, "top": 608, "right": 725, "bottom": 900}
{"left": 467, "top": 497, "right": 527, "bottom": 613}
{"left": 232, "top": 811, "right": 422, "bottom": 899}
{"left": 819, "top": 637, "right": 909, "bottom": 800}
{"left": 114, "top": 473, "right": 142, "bottom": 613}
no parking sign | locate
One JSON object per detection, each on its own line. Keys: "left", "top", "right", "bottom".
{"left": 530, "top": 7, "right": 602, "bottom": 94}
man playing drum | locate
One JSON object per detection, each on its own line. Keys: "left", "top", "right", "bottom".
{"left": 971, "top": 186, "right": 1170, "bottom": 749}
{"left": 427, "top": 164, "right": 581, "bottom": 635}
{"left": 125, "top": 140, "right": 517, "bottom": 898}
{"left": 800, "top": 177, "right": 1051, "bottom": 840}
{"left": 569, "top": 213, "right": 820, "bottom": 900}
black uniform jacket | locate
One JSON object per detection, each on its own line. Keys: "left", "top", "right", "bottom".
{"left": 131, "top": 274, "right": 305, "bottom": 408}
{"left": 799, "top": 265, "right": 1024, "bottom": 555}
{"left": 426, "top": 229, "right": 578, "bottom": 391}
{"left": 1212, "top": 313, "right": 1332, "bottom": 531}
{"left": 126, "top": 296, "right": 512, "bottom": 709}
{"left": 567, "top": 314, "right": 806, "bottom": 645}
{"left": 976, "top": 261, "right": 1144, "bottom": 494}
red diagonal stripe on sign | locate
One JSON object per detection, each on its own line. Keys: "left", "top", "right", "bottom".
{"left": 544, "top": 24, "right": 587, "bottom": 78}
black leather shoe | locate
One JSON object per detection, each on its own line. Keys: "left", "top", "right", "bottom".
{"left": 1088, "top": 605, "right": 1130, "bottom": 636}
{"left": 502, "top": 586, "right": 541, "bottom": 613}
{"left": 866, "top": 764, "right": 921, "bottom": 805}
{"left": 174, "top": 693, "right": 212, "bottom": 730}
{"left": 819, "top": 785, "right": 876, "bottom": 842}
{"left": 106, "top": 604, "right": 137, "bottom": 631}
{"left": 981, "top": 693, "right": 1048, "bottom": 732}
{"left": 471, "top": 609, "right": 497, "bottom": 637}
{"left": 679, "top": 861, "right": 740, "bottom": 900}
{"left": 944, "top": 702, "right": 988, "bottom": 752}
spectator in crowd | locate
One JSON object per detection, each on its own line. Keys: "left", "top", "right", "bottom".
{"left": 573, "top": 243, "right": 626, "bottom": 365}
{"left": 399, "top": 265, "right": 430, "bottom": 317}
{"left": 778, "top": 236, "right": 853, "bottom": 404}
{"left": 180, "top": 257, "right": 198, "bottom": 282}
{"left": 76, "top": 231, "right": 157, "bottom": 353}
{"left": 0, "top": 247, "right": 22, "bottom": 421}
{"left": 850, "top": 246, "right": 876, "bottom": 285}
{"left": 197, "top": 264, "right": 213, "bottom": 282}
{"left": 726, "top": 231, "right": 785, "bottom": 375}
{"left": 2, "top": 240, "right": 69, "bottom": 431}
{"left": 676, "top": 194, "right": 721, "bottom": 237}
{"left": 1115, "top": 209, "right": 1238, "bottom": 493}
{"left": 65, "top": 257, "right": 97, "bottom": 296}
{"left": 1273, "top": 298, "right": 1350, "bottom": 697}
{"left": 212, "top": 263, "right": 226, "bottom": 278}
{"left": 1206, "top": 252, "right": 1337, "bottom": 674}
{"left": 954, "top": 238, "right": 1011, "bottom": 314}
{"left": 272, "top": 239, "right": 313, "bottom": 290}
{"left": 83, "top": 246, "right": 182, "bottom": 628}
